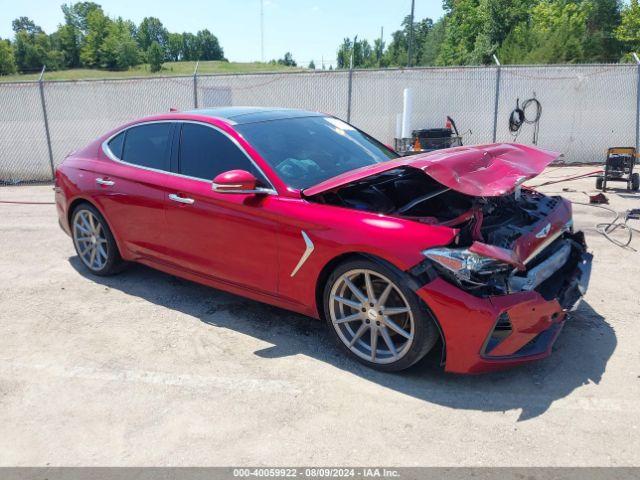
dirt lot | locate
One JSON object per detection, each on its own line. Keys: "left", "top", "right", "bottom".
{"left": 1, "top": 166, "right": 639, "bottom": 466}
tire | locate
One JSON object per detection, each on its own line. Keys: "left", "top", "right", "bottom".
{"left": 71, "top": 203, "right": 125, "bottom": 276}
{"left": 596, "top": 176, "right": 604, "bottom": 190}
{"left": 323, "top": 258, "right": 439, "bottom": 372}
{"left": 632, "top": 172, "right": 640, "bottom": 191}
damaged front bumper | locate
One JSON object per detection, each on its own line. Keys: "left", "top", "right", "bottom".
{"left": 414, "top": 232, "right": 592, "bottom": 374}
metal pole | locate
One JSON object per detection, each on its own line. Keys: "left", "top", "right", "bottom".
{"left": 38, "top": 65, "right": 55, "bottom": 180}
{"left": 491, "top": 54, "right": 501, "bottom": 143}
{"left": 193, "top": 60, "right": 199, "bottom": 109}
{"left": 346, "top": 36, "right": 357, "bottom": 123}
{"left": 407, "top": 0, "right": 415, "bottom": 67}
{"left": 633, "top": 52, "right": 640, "bottom": 153}
{"left": 260, "top": 0, "right": 265, "bottom": 62}
{"left": 379, "top": 26, "right": 384, "bottom": 67}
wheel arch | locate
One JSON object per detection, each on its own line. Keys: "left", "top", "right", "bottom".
{"left": 67, "top": 197, "right": 126, "bottom": 258}
{"left": 314, "top": 252, "right": 371, "bottom": 321}
{"left": 314, "top": 251, "right": 447, "bottom": 366}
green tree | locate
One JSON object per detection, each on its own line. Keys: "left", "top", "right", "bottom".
{"left": 373, "top": 37, "right": 386, "bottom": 67}
{"left": 12, "top": 17, "right": 44, "bottom": 35}
{"left": 468, "top": 0, "right": 533, "bottom": 64}
{"left": 336, "top": 38, "right": 376, "bottom": 68}
{"left": 12, "top": 16, "right": 67, "bottom": 71}
{"left": 61, "top": 2, "right": 103, "bottom": 34}
{"left": 80, "top": 8, "right": 111, "bottom": 67}
{"left": 137, "top": 17, "right": 168, "bottom": 53}
{"left": 53, "top": 24, "right": 81, "bottom": 68}
{"left": 195, "top": 30, "right": 224, "bottom": 60}
{"left": 584, "top": 0, "right": 622, "bottom": 62}
{"left": 359, "top": 39, "right": 374, "bottom": 67}
{"left": 101, "top": 18, "right": 140, "bottom": 70}
{"left": 420, "top": 18, "right": 446, "bottom": 65}
{"left": 277, "top": 52, "right": 297, "bottom": 66}
{"left": 0, "top": 38, "right": 17, "bottom": 75}
{"left": 437, "top": 0, "right": 483, "bottom": 65}
{"left": 616, "top": 0, "right": 640, "bottom": 56}
{"left": 336, "top": 38, "right": 352, "bottom": 68}
{"left": 380, "top": 15, "right": 434, "bottom": 66}
{"left": 308, "top": 59, "right": 315, "bottom": 69}
{"left": 147, "top": 40, "right": 163, "bottom": 72}
{"left": 498, "top": 0, "right": 592, "bottom": 64}
{"left": 181, "top": 32, "right": 199, "bottom": 60}
{"left": 167, "top": 32, "right": 183, "bottom": 61}
{"left": 55, "top": 2, "right": 102, "bottom": 69}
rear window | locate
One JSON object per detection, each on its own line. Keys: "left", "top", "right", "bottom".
{"left": 107, "top": 132, "right": 125, "bottom": 159}
{"left": 120, "top": 123, "right": 171, "bottom": 171}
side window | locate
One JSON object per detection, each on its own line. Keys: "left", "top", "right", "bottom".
{"left": 179, "top": 123, "right": 267, "bottom": 184}
{"left": 107, "top": 132, "right": 125, "bottom": 159}
{"left": 121, "top": 123, "right": 171, "bottom": 171}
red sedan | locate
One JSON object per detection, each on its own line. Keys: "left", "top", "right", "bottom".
{"left": 55, "top": 107, "right": 592, "bottom": 373}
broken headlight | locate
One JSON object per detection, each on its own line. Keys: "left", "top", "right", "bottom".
{"left": 422, "top": 247, "right": 512, "bottom": 283}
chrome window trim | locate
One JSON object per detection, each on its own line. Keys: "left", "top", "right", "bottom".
{"left": 102, "top": 120, "right": 174, "bottom": 175}
{"left": 101, "top": 119, "right": 278, "bottom": 193}
{"left": 290, "top": 230, "right": 314, "bottom": 277}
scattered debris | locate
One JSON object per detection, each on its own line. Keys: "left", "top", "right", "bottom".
{"left": 589, "top": 193, "right": 609, "bottom": 204}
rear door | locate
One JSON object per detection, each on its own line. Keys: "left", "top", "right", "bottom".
{"left": 92, "top": 122, "right": 174, "bottom": 260}
{"left": 163, "top": 121, "right": 279, "bottom": 295}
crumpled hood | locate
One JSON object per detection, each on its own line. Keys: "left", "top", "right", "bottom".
{"left": 303, "top": 143, "right": 561, "bottom": 197}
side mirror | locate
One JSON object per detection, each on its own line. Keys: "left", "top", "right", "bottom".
{"left": 212, "top": 169, "right": 272, "bottom": 195}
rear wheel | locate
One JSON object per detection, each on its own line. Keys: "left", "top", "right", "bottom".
{"left": 71, "top": 204, "right": 124, "bottom": 276}
{"left": 631, "top": 172, "right": 639, "bottom": 191}
{"left": 323, "top": 258, "right": 438, "bottom": 372}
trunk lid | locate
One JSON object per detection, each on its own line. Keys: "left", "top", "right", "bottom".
{"left": 302, "top": 143, "right": 560, "bottom": 198}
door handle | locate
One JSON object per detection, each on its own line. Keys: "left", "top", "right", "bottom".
{"left": 96, "top": 178, "right": 115, "bottom": 186}
{"left": 169, "top": 193, "right": 195, "bottom": 205}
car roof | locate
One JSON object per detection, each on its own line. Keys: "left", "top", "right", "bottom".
{"left": 185, "top": 107, "right": 324, "bottom": 125}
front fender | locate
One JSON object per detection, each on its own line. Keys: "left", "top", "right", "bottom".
{"left": 273, "top": 200, "right": 458, "bottom": 318}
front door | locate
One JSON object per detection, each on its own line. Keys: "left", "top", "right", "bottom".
{"left": 163, "top": 122, "right": 279, "bottom": 296}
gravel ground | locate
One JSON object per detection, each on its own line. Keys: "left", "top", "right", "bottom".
{"left": 0, "top": 166, "right": 639, "bottom": 466}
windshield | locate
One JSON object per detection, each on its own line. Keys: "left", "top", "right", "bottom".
{"left": 236, "top": 116, "right": 398, "bottom": 190}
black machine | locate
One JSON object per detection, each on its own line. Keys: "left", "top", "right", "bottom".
{"left": 410, "top": 116, "right": 462, "bottom": 152}
{"left": 596, "top": 147, "right": 639, "bottom": 191}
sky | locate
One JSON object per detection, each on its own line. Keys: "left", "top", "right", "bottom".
{"left": 0, "top": 0, "right": 445, "bottom": 67}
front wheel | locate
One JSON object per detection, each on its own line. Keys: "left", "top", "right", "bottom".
{"left": 323, "top": 258, "right": 439, "bottom": 372}
{"left": 631, "top": 172, "right": 639, "bottom": 191}
{"left": 71, "top": 203, "right": 124, "bottom": 276}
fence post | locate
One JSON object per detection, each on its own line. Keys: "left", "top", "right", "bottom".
{"left": 492, "top": 54, "right": 501, "bottom": 143}
{"left": 38, "top": 65, "right": 55, "bottom": 180}
{"left": 346, "top": 36, "right": 357, "bottom": 123}
{"left": 633, "top": 53, "right": 640, "bottom": 153}
{"left": 193, "top": 60, "right": 200, "bottom": 109}
{"left": 346, "top": 69, "right": 354, "bottom": 123}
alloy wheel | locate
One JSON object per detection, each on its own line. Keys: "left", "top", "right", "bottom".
{"left": 329, "top": 269, "right": 415, "bottom": 364}
{"left": 73, "top": 209, "right": 109, "bottom": 271}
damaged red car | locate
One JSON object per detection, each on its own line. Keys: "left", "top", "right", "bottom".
{"left": 55, "top": 107, "right": 592, "bottom": 374}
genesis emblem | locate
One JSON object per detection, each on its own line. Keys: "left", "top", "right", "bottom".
{"left": 535, "top": 223, "right": 551, "bottom": 239}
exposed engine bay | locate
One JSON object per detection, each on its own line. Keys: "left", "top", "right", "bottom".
{"left": 307, "top": 167, "right": 558, "bottom": 247}
{"left": 307, "top": 166, "right": 589, "bottom": 299}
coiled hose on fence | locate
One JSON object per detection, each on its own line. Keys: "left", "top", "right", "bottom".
{"left": 509, "top": 97, "right": 542, "bottom": 144}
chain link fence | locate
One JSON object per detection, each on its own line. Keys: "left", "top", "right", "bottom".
{"left": 1, "top": 64, "right": 638, "bottom": 183}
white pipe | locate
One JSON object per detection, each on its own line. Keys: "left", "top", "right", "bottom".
{"left": 401, "top": 88, "right": 413, "bottom": 139}
{"left": 395, "top": 113, "right": 402, "bottom": 139}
